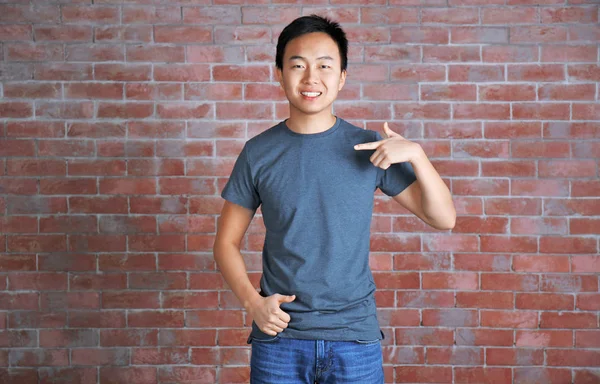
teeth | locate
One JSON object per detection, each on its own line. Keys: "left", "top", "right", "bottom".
{"left": 301, "top": 92, "right": 321, "bottom": 97}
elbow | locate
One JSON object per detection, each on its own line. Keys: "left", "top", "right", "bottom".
{"left": 428, "top": 210, "right": 456, "bottom": 231}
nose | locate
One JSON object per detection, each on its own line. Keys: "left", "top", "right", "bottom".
{"left": 302, "top": 67, "right": 318, "bottom": 84}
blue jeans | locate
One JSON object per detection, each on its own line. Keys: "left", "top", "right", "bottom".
{"left": 249, "top": 335, "right": 384, "bottom": 384}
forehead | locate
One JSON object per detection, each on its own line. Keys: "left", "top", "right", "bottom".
{"left": 284, "top": 32, "right": 340, "bottom": 60}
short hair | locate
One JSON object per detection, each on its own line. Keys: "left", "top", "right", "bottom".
{"left": 276, "top": 15, "right": 348, "bottom": 72}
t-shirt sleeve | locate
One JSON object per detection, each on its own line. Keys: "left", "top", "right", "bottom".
{"left": 221, "top": 144, "right": 261, "bottom": 211}
{"left": 373, "top": 131, "right": 417, "bottom": 197}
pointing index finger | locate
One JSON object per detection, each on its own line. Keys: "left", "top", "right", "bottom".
{"left": 354, "top": 141, "right": 383, "bottom": 150}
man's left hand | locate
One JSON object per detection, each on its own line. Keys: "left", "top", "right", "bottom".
{"left": 354, "top": 122, "right": 424, "bottom": 170}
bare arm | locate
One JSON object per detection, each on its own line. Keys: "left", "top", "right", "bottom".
{"left": 213, "top": 200, "right": 262, "bottom": 311}
{"left": 393, "top": 150, "right": 456, "bottom": 230}
{"left": 213, "top": 200, "right": 294, "bottom": 336}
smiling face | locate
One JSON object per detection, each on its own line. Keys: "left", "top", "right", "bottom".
{"left": 277, "top": 32, "right": 347, "bottom": 121}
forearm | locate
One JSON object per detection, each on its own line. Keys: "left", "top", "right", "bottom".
{"left": 213, "top": 242, "right": 261, "bottom": 311}
{"left": 410, "top": 149, "right": 456, "bottom": 229}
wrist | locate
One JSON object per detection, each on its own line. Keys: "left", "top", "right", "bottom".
{"left": 243, "top": 292, "right": 262, "bottom": 313}
{"left": 409, "top": 144, "right": 427, "bottom": 165}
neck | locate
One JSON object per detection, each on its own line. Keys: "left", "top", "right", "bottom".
{"left": 285, "top": 109, "right": 337, "bottom": 134}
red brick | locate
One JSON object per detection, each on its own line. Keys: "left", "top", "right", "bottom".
{"left": 396, "top": 328, "right": 454, "bottom": 346}
{"left": 482, "top": 273, "right": 539, "bottom": 291}
{"left": 132, "top": 348, "right": 190, "bottom": 365}
{"left": 454, "top": 104, "right": 510, "bottom": 120}
{"left": 423, "top": 309, "right": 478, "bottom": 327}
{"left": 513, "top": 103, "right": 570, "bottom": 120}
{"left": 541, "top": 312, "right": 598, "bottom": 329}
{"left": 510, "top": 26, "right": 568, "bottom": 43}
{"left": 485, "top": 122, "right": 541, "bottom": 139}
{"left": 487, "top": 348, "right": 544, "bottom": 366}
{"left": 483, "top": 46, "right": 539, "bottom": 63}
{"left": 542, "top": 6, "right": 598, "bottom": 23}
{"left": 391, "top": 252, "right": 447, "bottom": 271}
{"left": 69, "top": 272, "right": 127, "bottom": 290}
{"left": 508, "top": 64, "right": 565, "bottom": 81}
{"left": 0, "top": 5, "right": 59, "bottom": 23}
{"left": 539, "top": 236, "right": 597, "bottom": 254}
{"left": 365, "top": 45, "right": 421, "bottom": 63}
{"left": 452, "top": 27, "right": 508, "bottom": 44}
{"left": 423, "top": 272, "right": 478, "bottom": 290}
{"left": 574, "top": 369, "right": 600, "bottom": 384}
{"left": 517, "top": 293, "right": 573, "bottom": 310}
{"left": 39, "top": 367, "right": 97, "bottom": 384}
{"left": 573, "top": 103, "right": 600, "bottom": 120}
{"left": 391, "top": 65, "right": 446, "bottom": 83}
{"left": 99, "top": 367, "right": 157, "bottom": 384}
{"left": 454, "top": 367, "right": 512, "bottom": 384}
{"left": 539, "top": 84, "right": 596, "bottom": 101}
{"left": 572, "top": 255, "right": 600, "bottom": 272}
{"left": 158, "top": 329, "right": 216, "bottom": 347}
{"left": 345, "top": 26, "right": 390, "bottom": 44}
{"left": 456, "top": 292, "right": 513, "bottom": 309}
{"left": 454, "top": 254, "right": 511, "bottom": 272}
{"left": 100, "top": 330, "right": 158, "bottom": 347}
{"left": 480, "top": 84, "right": 536, "bottom": 101}
{"left": 0, "top": 101, "right": 33, "bottom": 118}
{"left": 422, "top": 8, "right": 478, "bottom": 24}
{"left": 371, "top": 272, "right": 419, "bottom": 290}
{"left": 513, "top": 255, "right": 570, "bottom": 272}
{"left": 95, "top": 26, "right": 152, "bottom": 43}
{"left": 363, "top": 8, "right": 418, "bottom": 25}
{"left": 9, "top": 311, "right": 66, "bottom": 329}
{"left": 69, "top": 311, "right": 125, "bottom": 328}
{"left": 34, "top": 25, "right": 91, "bottom": 42}
{"left": 361, "top": 85, "right": 416, "bottom": 103}
{"left": 576, "top": 330, "right": 600, "bottom": 348}
{"left": 481, "top": 310, "right": 538, "bottom": 328}
{"left": 482, "top": 8, "right": 538, "bottom": 24}
{"left": 545, "top": 46, "right": 598, "bottom": 62}
{"left": 128, "top": 311, "right": 184, "bottom": 328}
{"left": 516, "top": 330, "right": 573, "bottom": 347}
{"left": 39, "top": 329, "right": 97, "bottom": 348}
{"left": 423, "top": 46, "right": 480, "bottom": 62}
{"left": 512, "top": 141, "right": 570, "bottom": 159}
{"left": 456, "top": 329, "right": 513, "bottom": 346}
{"left": 572, "top": 180, "right": 600, "bottom": 197}
{"left": 395, "top": 366, "right": 452, "bottom": 383}
{"left": 102, "top": 292, "right": 159, "bottom": 309}
{"left": 547, "top": 349, "right": 600, "bottom": 367}
{"left": 421, "top": 84, "right": 476, "bottom": 101}
{"left": 214, "top": 26, "right": 271, "bottom": 44}
{"left": 157, "top": 367, "right": 216, "bottom": 383}
{"left": 511, "top": 217, "right": 568, "bottom": 235}
{"left": 540, "top": 274, "right": 598, "bottom": 292}
{"left": 123, "top": 6, "right": 181, "bottom": 24}
{"left": 514, "top": 368, "right": 572, "bottom": 384}
{"left": 391, "top": 26, "right": 448, "bottom": 44}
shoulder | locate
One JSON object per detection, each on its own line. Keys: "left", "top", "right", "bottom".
{"left": 247, "top": 122, "right": 284, "bottom": 145}
{"left": 338, "top": 118, "right": 379, "bottom": 141}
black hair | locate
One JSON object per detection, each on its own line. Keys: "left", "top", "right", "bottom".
{"left": 276, "top": 14, "right": 348, "bottom": 72}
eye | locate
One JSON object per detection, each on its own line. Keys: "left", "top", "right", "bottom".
{"left": 292, "top": 64, "right": 304, "bottom": 69}
{"left": 320, "top": 65, "right": 331, "bottom": 69}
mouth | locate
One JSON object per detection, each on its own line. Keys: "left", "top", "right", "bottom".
{"left": 300, "top": 91, "right": 322, "bottom": 98}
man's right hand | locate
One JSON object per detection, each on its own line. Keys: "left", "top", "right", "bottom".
{"left": 248, "top": 293, "right": 296, "bottom": 336}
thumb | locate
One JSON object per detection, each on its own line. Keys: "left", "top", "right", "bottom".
{"left": 384, "top": 122, "right": 405, "bottom": 139}
{"left": 278, "top": 294, "right": 296, "bottom": 304}
{"left": 383, "top": 122, "right": 398, "bottom": 138}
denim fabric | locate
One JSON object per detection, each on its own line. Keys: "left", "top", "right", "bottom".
{"left": 249, "top": 335, "right": 384, "bottom": 384}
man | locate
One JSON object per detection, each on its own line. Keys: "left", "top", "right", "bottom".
{"left": 213, "top": 15, "right": 456, "bottom": 384}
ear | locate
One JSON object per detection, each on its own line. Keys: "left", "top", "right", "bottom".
{"left": 338, "top": 69, "right": 347, "bottom": 91}
{"left": 276, "top": 67, "right": 284, "bottom": 88}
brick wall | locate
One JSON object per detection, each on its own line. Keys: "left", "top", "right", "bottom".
{"left": 0, "top": 1, "right": 599, "bottom": 383}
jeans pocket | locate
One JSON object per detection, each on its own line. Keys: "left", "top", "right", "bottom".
{"left": 250, "top": 334, "right": 281, "bottom": 344}
{"left": 353, "top": 339, "right": 380, "bottom": 344}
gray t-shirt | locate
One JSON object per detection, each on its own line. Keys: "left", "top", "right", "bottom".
{"left": 221, "top": 117, "right": 416, "bottom": 342}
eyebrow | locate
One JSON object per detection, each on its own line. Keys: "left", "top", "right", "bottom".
{"left": 288, "top": 55, "right": 334, "bottom": 61}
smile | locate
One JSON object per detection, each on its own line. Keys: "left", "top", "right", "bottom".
{"left": 301, "top": 92, "right": 321, "bottom": 97}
